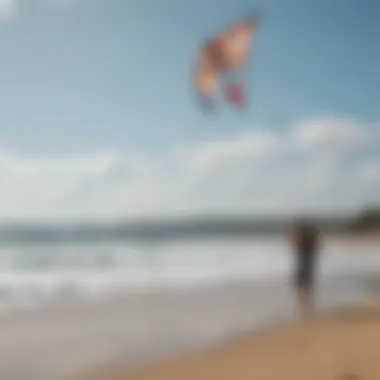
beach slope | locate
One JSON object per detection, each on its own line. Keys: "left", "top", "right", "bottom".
{"left": 86, "top": 304, "right": 380, "bottom": 380}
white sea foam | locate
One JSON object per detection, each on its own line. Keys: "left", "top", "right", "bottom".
{"left": 0, "top": 237, "right": 377, "bottom": 310}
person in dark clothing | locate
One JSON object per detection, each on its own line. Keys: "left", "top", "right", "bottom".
{"left": 291, "top": 219, "right": 320, "bottom": 318}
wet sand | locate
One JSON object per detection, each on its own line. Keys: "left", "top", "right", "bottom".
{"left": 88, "top": 304, "right": 380, "bottom": 380}
{"left": 1, "top": 272, "right": 379, "bottom": 380}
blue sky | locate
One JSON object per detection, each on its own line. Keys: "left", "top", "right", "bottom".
{"left": 0, "top": 0, "right": 378, "bottom": 220}
{"left": 0, "top": 0, "right": 378, "bottom": 153}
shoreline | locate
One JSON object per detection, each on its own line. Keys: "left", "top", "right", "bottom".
{"left": 313, "top": 232, "right": 380, "bottom": 246}
{"left": 0, "top": 238, "right": 377, "bottom": 379}
{"left": 0, "top": 271, "right": 378, "bottom": 379}
{"left": 84, "top": 303, "right": 380, "bottom": 380}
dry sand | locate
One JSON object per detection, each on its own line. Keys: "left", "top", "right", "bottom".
{"left": 85, "top": 304, "right": 380, "bottom": 380}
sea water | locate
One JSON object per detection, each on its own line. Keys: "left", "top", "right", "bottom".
{"left": 0, "top": 236, "right": 378, "bottom": 311}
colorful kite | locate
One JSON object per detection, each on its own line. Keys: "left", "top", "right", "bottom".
{"left": 193, "top": 15, "right": 259, "bottom": 110}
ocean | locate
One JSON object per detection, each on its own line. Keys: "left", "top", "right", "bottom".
{"left": 0, "top": 235, "right": 378, "bottom": 312}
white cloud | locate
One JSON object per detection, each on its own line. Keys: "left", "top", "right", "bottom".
{"left": 0, "top": 117, "right": 377, "bottom": 222}
{"left": 179, "top": 131, "right": 282, "bottom": 183}
{"left": 293, "top": 117, "right": 372, "bottom": 152}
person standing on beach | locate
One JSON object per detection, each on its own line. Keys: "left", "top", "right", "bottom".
{"left": 291, "top": 220, "right": 320, "bottom": 318}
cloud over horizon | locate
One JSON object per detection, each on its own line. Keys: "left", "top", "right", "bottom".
{"left": 0, "top": 117, "right": 377, "bottom": 222}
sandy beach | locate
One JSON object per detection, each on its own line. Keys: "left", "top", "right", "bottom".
{"left": 0, "top": 270, "right": 379, "bottom": 380}
{"left": 0, "top": 237, "right": 377, "bottom": 380}
{"left": 86, "top": 304, "right": 380, "bottom": 380}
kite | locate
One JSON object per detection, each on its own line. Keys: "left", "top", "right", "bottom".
{"left": 193, "top": 15, "right": 259, "bottom": 110}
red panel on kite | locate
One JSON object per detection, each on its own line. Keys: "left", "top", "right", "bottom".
{"left": 193, "top": 15, "right": 258, "bottom": 110}
{"left": 225, "top": 83, "right": 245, "bottom": 108}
